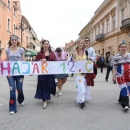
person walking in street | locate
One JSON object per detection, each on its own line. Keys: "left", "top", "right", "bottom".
{"left": 105, "top": 50, "right": 115, "bottom": 83}
{"left": 55, "top": 47, "right": 69, "bottom": 96}
{"left": 73, "top": 39, "right": 91, "bottom": 109}
{"left": 84, "top": 37, "right": 97, "bottom": 87}
{"left": 99, "top": 54, "right": 105, "bottom": 73}
{"left": 113, "top": 40, "right": 130, "bottom": 111}
{"left": 34, "top": 40, "right": 56, "bottom": 109}
{"left": 6, "top": 35, "right": 25, "bottom": 115}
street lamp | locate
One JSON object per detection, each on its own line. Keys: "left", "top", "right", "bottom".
{"left": 15, "top": 17, "right": 31, "bottom": 46}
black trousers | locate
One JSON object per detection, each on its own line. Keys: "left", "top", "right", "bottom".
{"left": 100, "top": 63, "right": 104, "bottom": 73}
{"left": 119, "top": 93, "right": 129, "bottom": 108}
{"left": 105, "top": 66, "right": 112, "bottom": 80}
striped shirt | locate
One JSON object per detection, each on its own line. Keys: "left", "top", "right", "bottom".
{"left": 113, "top": 53, "right": 130, "bottom": 68}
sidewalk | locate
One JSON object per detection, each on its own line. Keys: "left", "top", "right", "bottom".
{"left": 0, "top": 69, "right": 130, "bottom": 130}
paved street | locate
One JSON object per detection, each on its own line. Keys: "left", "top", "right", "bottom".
{"left": 0, "top": 69, "right": 130, "bottom": 130}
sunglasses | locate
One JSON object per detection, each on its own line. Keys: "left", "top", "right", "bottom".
{"left": 85, "top": 39, "right": 90, "bottom": 42}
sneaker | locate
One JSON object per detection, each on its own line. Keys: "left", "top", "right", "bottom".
{"left": 10, "top": 111, "right": 14, "bottom": 115}
{"left": 20, "top": 102, "right": 24, "bottom": 106}
{"left": 58, "top": 91, "right": 62, "bottom": 96}
{"left": 124, "top": 106, "right": 129, "bottom": 111}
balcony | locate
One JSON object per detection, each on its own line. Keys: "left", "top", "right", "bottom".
{"left": 96, "top": 34, "right": 105, "bottom": 41}
{"left": 120, "top": 18, "right": 130, "bottom": 32}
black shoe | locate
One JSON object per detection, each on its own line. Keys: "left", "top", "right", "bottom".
{"left": 118, "top": 99, "right": 121, "bottom": 104}
{"left": 82, "top": 102, "right": 85, "bottom": 107}
{"left": 80, "top": 102, "right": 85, "bottom": 109}
{"left": 113, "top": 81, "right": 116, "bottom": 84}
{"left": 106, "top": 79, "right": 108, "bottom": 81}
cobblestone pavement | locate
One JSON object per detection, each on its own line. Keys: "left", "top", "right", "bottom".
{"left": 0, "top": 69, "right": 130, "bottom": 130}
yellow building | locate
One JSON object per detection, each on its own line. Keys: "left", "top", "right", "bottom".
{"left": 79, "top": 0, "right": 130, "bottom": 57}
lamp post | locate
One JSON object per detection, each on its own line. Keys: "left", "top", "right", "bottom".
{"left": 15, "top": 17, "right": 31, "bottom": 47}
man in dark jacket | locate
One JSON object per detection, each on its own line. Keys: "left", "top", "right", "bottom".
{"left": 105, "top": 50, "right": 116, "bottom": 83}
{"left": 99, "top": 54, "right": 105, "bottom": 73}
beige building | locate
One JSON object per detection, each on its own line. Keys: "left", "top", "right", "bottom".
{"left": 79, "top": 0, "right": 130, "bottom": 57}
{"left": 65, "top": 40, "right": 76, "bottom": 55}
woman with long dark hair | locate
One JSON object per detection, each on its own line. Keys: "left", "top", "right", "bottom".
{"left": 6, "top": 35, "right": 25, "bottom": 115}
{"left": 34, "top": 40, "right": 56, "bottom": 109}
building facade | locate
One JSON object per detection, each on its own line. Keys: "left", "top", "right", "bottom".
{"left": 0, "top": 0, "right": 22, "bottom": 59}
{"left": 0, "top": 0, "right": 40, "bottom": 60}
{"left": 65, "top": 40, "right": 76, "bottom": 55}
{"left": 79, "top": 0, "right": 130, "bottom": 57}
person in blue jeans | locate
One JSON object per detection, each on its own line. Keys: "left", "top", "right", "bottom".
{"left": 6, "top": 35, "right": 25, "bottom": 115}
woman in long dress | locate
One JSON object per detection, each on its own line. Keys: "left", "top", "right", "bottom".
{"left": 73, "top": 39, "right": 91, "bottom": 109}
{"left": 34, "top": 40, "right": 56, "bottom": 109}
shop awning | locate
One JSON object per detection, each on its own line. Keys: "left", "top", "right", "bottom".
{"left": 25, "top": 49, "right": 38, "bottom": 56}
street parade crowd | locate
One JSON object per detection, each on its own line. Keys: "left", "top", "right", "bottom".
{"left": 0, "top": 34, "right": 130, "bottom": 115}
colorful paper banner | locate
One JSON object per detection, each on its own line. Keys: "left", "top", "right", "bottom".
{"left": 0, "top": 60, "right": 93, "bottom": 76}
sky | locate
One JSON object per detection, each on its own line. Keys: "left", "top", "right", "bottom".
{"left": 20, "top": 0, "right": 104, "bottom": 48}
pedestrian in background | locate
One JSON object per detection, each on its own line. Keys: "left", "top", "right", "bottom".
{"left": 55, "top": 47, "right": 69, "bottom": 96}
{"left": 99, "top": 54, "right": 105, "bottom": 73}
{"left": 34, "top": 40, "right": 56, "bottom": 109}
{"left": 96, "top": 56, "right": 100, "bottom": 68}
{"left": 32, "top": 56, "right": 36, "bottom": 61}
{"left": 6, "top": 35, "right": 25, "bottom": 115}
{"left": 105, "top": 50, "right": 115, "bottom": 83}
{"left": 113, "top": 40, "right": 130, "bottom": 111}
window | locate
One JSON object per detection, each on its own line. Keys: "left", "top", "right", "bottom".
{"left": 102, "top": 23, "right": 104, "bottom": 33}
{"left": 98, "top": 50, "right": 100, "bottom": 54}
{"left": 8, "top": 0, "right": 10, "bottom": 9}
{"left": 26, "top": 36, "right": 28, "bottom": 44}
{"left": 14, "top": 24, "right": 16, "bottom": 34}
{"left": 121, "top": 9, "right": 125, "bottom": 21}
{"left": 18, "top": 29, "right": 20, "bottom": 38}
{"left": 14, "top": 8, "right": 16, "bottom": 16}
{"left": 22, "top": 33, "right": 24, "bottom": 41}
{"left": 7, "top": 18, "right": 10, "bottom": 32}
{"left": 107, "top": 19, "right": 109, "bottom": 33}
{"left": 112, "top": 15, "right": 115, "bottom": 30}
{"left": 91, "top": 31, "right": 93, "bottom": 41}
{"left": 95, "top": 28, "right": 97, "bottom": 37}
{"left": 18, "top": 14, "right": 20, "bottom": 21}
{"left": 33, "top": 46, "right": 35, "bottom": 50}
{"left": 98, "top": 26, "right": 100, "bottom": 34}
